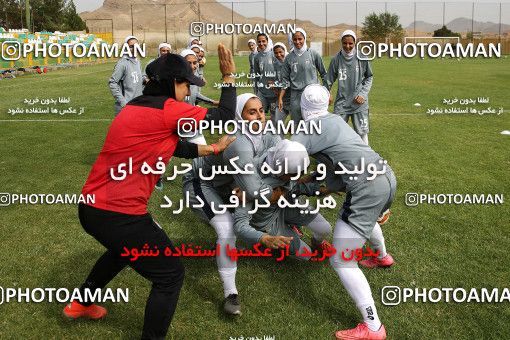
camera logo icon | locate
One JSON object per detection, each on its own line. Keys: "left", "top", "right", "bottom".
{"left": 405, "top": 193, "right": 419, "bottom": 207}
{"left": 178, "top": 118, "right": 198, "bottom": 138}
{"left": 190, "top": 22, "right": 205, "bottom": 37}
{"left": 356, "top": 41, "right": 376, "bottom": 61}
{"left": 381, "top": 286, "right": 401, "bottom": 306}
{"left": 0, "top": 193, "right": 11, "bottom": 207}
{"left": 1, "top": 41, "right": 21, "bottom": 61}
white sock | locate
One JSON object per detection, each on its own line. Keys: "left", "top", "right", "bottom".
{"left": 368, "top": 223, "right": 388, "bottom": 259}
{"left": 210, "top": 213, "right": 238, "bottom": 297}
{"left": 330, "top": 219, "right": 382, "bottom": 331}
{"left": 361, "top": 133, "right": 369, "bottom": 145}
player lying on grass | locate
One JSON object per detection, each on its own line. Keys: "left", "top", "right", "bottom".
{"left": 231, "top": 138, "right": 333, "bottom": 259}
{"left": 291, "top": 84, "right": 396, "bottom": 340}
{"left": 63, "top": 44, "right": 237, "bottom": 340}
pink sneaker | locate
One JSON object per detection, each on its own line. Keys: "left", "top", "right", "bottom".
{"left": 335, "top": 323, "right": 386, "bottom": 340}
{"left": 63, "top": 301, "right": 107, "bottom": 320}
{"left": 359, "top": 254, "right": 394, "bottom": 269}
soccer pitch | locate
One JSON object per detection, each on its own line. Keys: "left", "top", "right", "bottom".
{"left": 0, "top": 55, "right": 509, "bottom": 339}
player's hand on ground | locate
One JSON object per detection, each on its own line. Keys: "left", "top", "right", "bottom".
{"left": 354, "top": 95, "right": 365, "bottom": 104}
{"left": 260, "top": 235, "right": 293, "bottom": 249}
{"left": 218, "top": 43, "right": 235, "bottom": 78}
{"left": 215, "top": 135, "right": 236, "bottom": 152}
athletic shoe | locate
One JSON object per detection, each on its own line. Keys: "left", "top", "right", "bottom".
{"left": 335, "top": 323, "right": 386, "bottom": 340}
{"left": 377, "top": 209, "right": 391, "bottom": 225}
{"left": 155, "top": 178, "right": 164, "bottom": 191}
{"left": 359, "top": 254, "right": 394, "bottom": 269}
{"left": 224, "top": 294, "right": 241, "bottom": 315}
{"left": 63, "top": 301, "right": 107, "bottom": 320}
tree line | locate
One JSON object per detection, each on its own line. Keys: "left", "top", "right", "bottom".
{"left": 1, "top": 0, "right": 85, "bottom": 32}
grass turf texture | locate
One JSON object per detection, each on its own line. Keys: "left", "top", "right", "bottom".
{"left": 0, "top": 55, "right": 509, "bottom": 339}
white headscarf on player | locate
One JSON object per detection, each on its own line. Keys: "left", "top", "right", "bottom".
{"left": 248, "top": 38, "right": 258, "bottom": 54}
{"left": 340, "top": 29, "right": 357, "bottom": 59}
{"left": 287, "top": 32, "right": 295, "bottom": 52}
{"left": 123, "top": 35, "right": 138, "bottom": 59}
{"left": 179, "top": 49, "right": 196, "bottom": 58}
{"left": 273, "top": 42, "right": 289, "bottom": 57}
{"left": 257, "top": 33, "right": 274, "bottom": 53}
{"left": 235, "top": 93, "right": 264, "bottom": 151}
{"left": 266, "top": 139, "right": 310, "bottom": 176}
{"left": 292, "top": 28, "right": 308, "bottom": 56}
{"left": 300, "top": 84, "right": 330, "bottom": 121}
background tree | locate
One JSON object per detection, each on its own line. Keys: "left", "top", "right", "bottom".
{"left": 361, "top": 12, "right": 404, "bottom": 42}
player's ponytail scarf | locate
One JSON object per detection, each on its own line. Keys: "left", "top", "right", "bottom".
{"left": 300, "top": 84, "right": 330, "bottom": 121}
{"left": 235, "top": 93, "right": 263, "bottom": 151}
{"left": 265, "top": 139, "right": 310, "bottom": 176}
{"left": 292, "top": 28, "right": 308, "bottom": 57}
{"left": 340, "top": 29, "right": 356, "bottom": 60}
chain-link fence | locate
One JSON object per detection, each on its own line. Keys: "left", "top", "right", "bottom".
{"left": 84, "top": 1, "right": 510, "bottom": 56}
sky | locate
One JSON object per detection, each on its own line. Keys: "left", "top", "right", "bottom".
{"left": 74, "top": 0, "right": 510, "bottom": 27}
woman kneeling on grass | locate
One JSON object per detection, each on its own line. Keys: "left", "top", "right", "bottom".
{"left": 63, "top": 44, "right": 237, "bottom": 340}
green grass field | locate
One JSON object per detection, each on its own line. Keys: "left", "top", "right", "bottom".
{"left": 0, "top": 55, "right": 509, "bottom": 339}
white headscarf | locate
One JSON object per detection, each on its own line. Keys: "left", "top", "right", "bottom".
{"left": 300, "top": 84, "right": 330, "bottom": 121}
{"left": 287, "top": 32, "right": 294, "bottom": 52}
{"left": 189, "top": 44, "right": 201, "bottom": 51}
{"left": 235, "top": 93, "right": 263, "bottom": 151}
{"left": 266, "top": 139, "right": 310, "bottom": 176}
{"left": 124, "top": 35, "right": 138, "bottom": 44}
{"left": 257, "top": 33, "right": 273, "bottom": 53}
{"left": 158, "top": 42, "right": 172, "bottom": 56}
{"left": 292, "top": 28, "right": 308, "bottom": 56}
{"left": 188, "top": 37, "right": 199, "bottom": 48}
{"left": 340, "top": 29, "right": 357, "bottom": 59}
{"left": 124, "top": 35, "right": 138, "bottom": 59}
{"left": 273, "top": 42, "right": 288, "bottom": 58}
{"left": 180, "top": 49, "right": 196, "bottom": 58}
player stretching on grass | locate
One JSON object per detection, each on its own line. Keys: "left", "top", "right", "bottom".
{"left": 292, "top": 84, "right": 395, "bottom": 340}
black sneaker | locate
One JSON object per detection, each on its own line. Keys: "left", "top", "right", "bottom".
{"left": 224, "top": 294, "right": 241, "bottom": 315}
